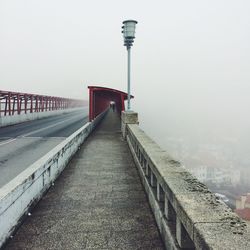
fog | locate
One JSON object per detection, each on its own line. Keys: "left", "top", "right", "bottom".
{"left": 1, "top": 1, "right": 250, "bottom": 196}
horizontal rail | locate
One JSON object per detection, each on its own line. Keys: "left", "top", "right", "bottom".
{"left": 126, "top": 124, "right": 250, "bottom": 250}
{"left": 0, "top": 90, "right": 87, "bottom": 116}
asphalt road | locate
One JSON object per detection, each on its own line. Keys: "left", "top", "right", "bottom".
{"left": 0, "top": 108, "right": 89, "bottom": 188}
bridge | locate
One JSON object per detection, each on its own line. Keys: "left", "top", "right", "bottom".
{"left": 0, "top": 88, "right": 250, "bottom": 250}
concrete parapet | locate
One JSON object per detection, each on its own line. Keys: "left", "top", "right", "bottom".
{"left": 121, "top": 111, "right": 138, "bottom": 138}
{"left": 126, "top": 123, "right": 250, "bottom": 249}
{"left": 0, "top": 109, "right": 108, "bottom": 248}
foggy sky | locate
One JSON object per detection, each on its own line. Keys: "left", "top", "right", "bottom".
{"left": 1, "top": 0, "right": 250, "bottom": 158}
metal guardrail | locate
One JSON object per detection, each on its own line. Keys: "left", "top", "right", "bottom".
{"left": 0, "top": 90, "right": 86, "bottom": 116}
{"left": 126, "top": 123, "right": 250, "bottom": 250}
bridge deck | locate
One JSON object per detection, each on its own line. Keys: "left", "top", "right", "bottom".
{"left": 6, "top": 111, "right": 164, "bottom": 250}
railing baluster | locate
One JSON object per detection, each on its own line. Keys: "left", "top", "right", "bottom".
{"left": 176, "top": 218, "right": 195, "bottom": 249}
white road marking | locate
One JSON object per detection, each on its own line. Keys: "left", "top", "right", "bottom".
{"left": 0, "top": 138, "right": 17, "bottom": 146}
{"left": 0, "top": 113, "right": 86, "bottom": 147}
{"left": 20, "top": 113, "right": 85, "bottom": 137}
{"left": 19, "top": 137, "right": 43, "bottom": 139}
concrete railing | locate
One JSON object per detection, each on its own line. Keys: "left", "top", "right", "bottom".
{"left": 0, "top": 109, "right": 107, "bottom": 248}
{"left": 0, "top": 107, "right": 88, "bottom": 127}
{"left": 121, "top": 111, "right": 250, "bottom": 250}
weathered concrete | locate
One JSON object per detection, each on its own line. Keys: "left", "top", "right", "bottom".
{"left": 0, "top": 110, "right": 106, "bottom": 248}
{"left": 126, "top": 123, "right": 250, "bottom": 250}
{"left": 121, "top": 111, "right": 138, "bottom": 138}
{"left": 4, "top": 111, "right": 164, "bottom": 250}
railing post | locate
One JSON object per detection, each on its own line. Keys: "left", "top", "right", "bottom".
{"left": 121, "top": 111, "right": 138, "bottom": 138}
{"left": 150, "top": 171, "right": 157, "bottom": 188}
{"left": 145, "top": 163, "right": 150, "bottom": 177}
{"left": 157, "top": 183, "right": 164, "bottom": 202}
{"left": 176, "top": 217, "right": 195, "bottom": 249}
{"left": 8, "top": 93, "right": 11, "bottom": 115}
{"left": 24, "top": 94, "right": 27, "bottom": 114}
{"left": 164, "top": 197, "right": 176, "bottom": 221}
{"left": 30, "top": 96, "right": 33, "bottom": 113}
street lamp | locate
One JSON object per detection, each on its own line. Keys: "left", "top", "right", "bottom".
{"left": 122, "top": 20, "right": 138, "bottom": 111}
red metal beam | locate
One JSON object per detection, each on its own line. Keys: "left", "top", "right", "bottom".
{"left": 88, "top": 86, "right": 134, "bottom": 121}
{"left": 0, "top": 90, "right": 88, "bottom": 117}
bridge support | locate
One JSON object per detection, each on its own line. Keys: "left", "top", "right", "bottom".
{"left": 121, "top": 111, "right": 138, "bottom": 138}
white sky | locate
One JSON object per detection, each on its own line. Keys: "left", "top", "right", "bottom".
{"left": 1, "top": 0, "right": 250, "bottom": 156}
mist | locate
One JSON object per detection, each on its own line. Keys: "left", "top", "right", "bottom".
{"left": 1, "top": 0, "right": 250, "bottom": 195}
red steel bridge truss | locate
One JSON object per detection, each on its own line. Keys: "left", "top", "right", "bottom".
{"left": 0, "top": 90, "right": 86, "bottom": 116}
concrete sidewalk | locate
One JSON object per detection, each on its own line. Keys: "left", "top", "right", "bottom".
{"left": 5, "top": 110, "right": 164, "bottom": 250}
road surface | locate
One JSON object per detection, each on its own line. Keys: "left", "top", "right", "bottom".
{"left": 0, "top": 109, "right": 88, "bottom": 188}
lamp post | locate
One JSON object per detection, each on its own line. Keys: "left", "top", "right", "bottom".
{"left": 122, "top": 20, "right": 137, "bottom": 111}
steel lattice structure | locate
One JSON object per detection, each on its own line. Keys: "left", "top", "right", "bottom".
{"left": 0, "top": 90, "right": 86, "bottom": 116}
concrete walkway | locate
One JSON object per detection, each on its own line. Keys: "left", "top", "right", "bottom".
{"left": 5, "top": 111, "right": 164, "bottom": 250}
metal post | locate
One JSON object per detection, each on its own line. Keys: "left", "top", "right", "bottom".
{"left": 127, "top": 46, "right": 131, "bottom": 111}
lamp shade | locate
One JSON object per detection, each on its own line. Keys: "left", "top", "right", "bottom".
{"left": 122, "top": 20, "right": 137, "bottom": 38}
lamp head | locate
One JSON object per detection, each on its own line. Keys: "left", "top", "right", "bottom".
{"left": 122, "top": 20, "right": 137, "bottom": 48}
